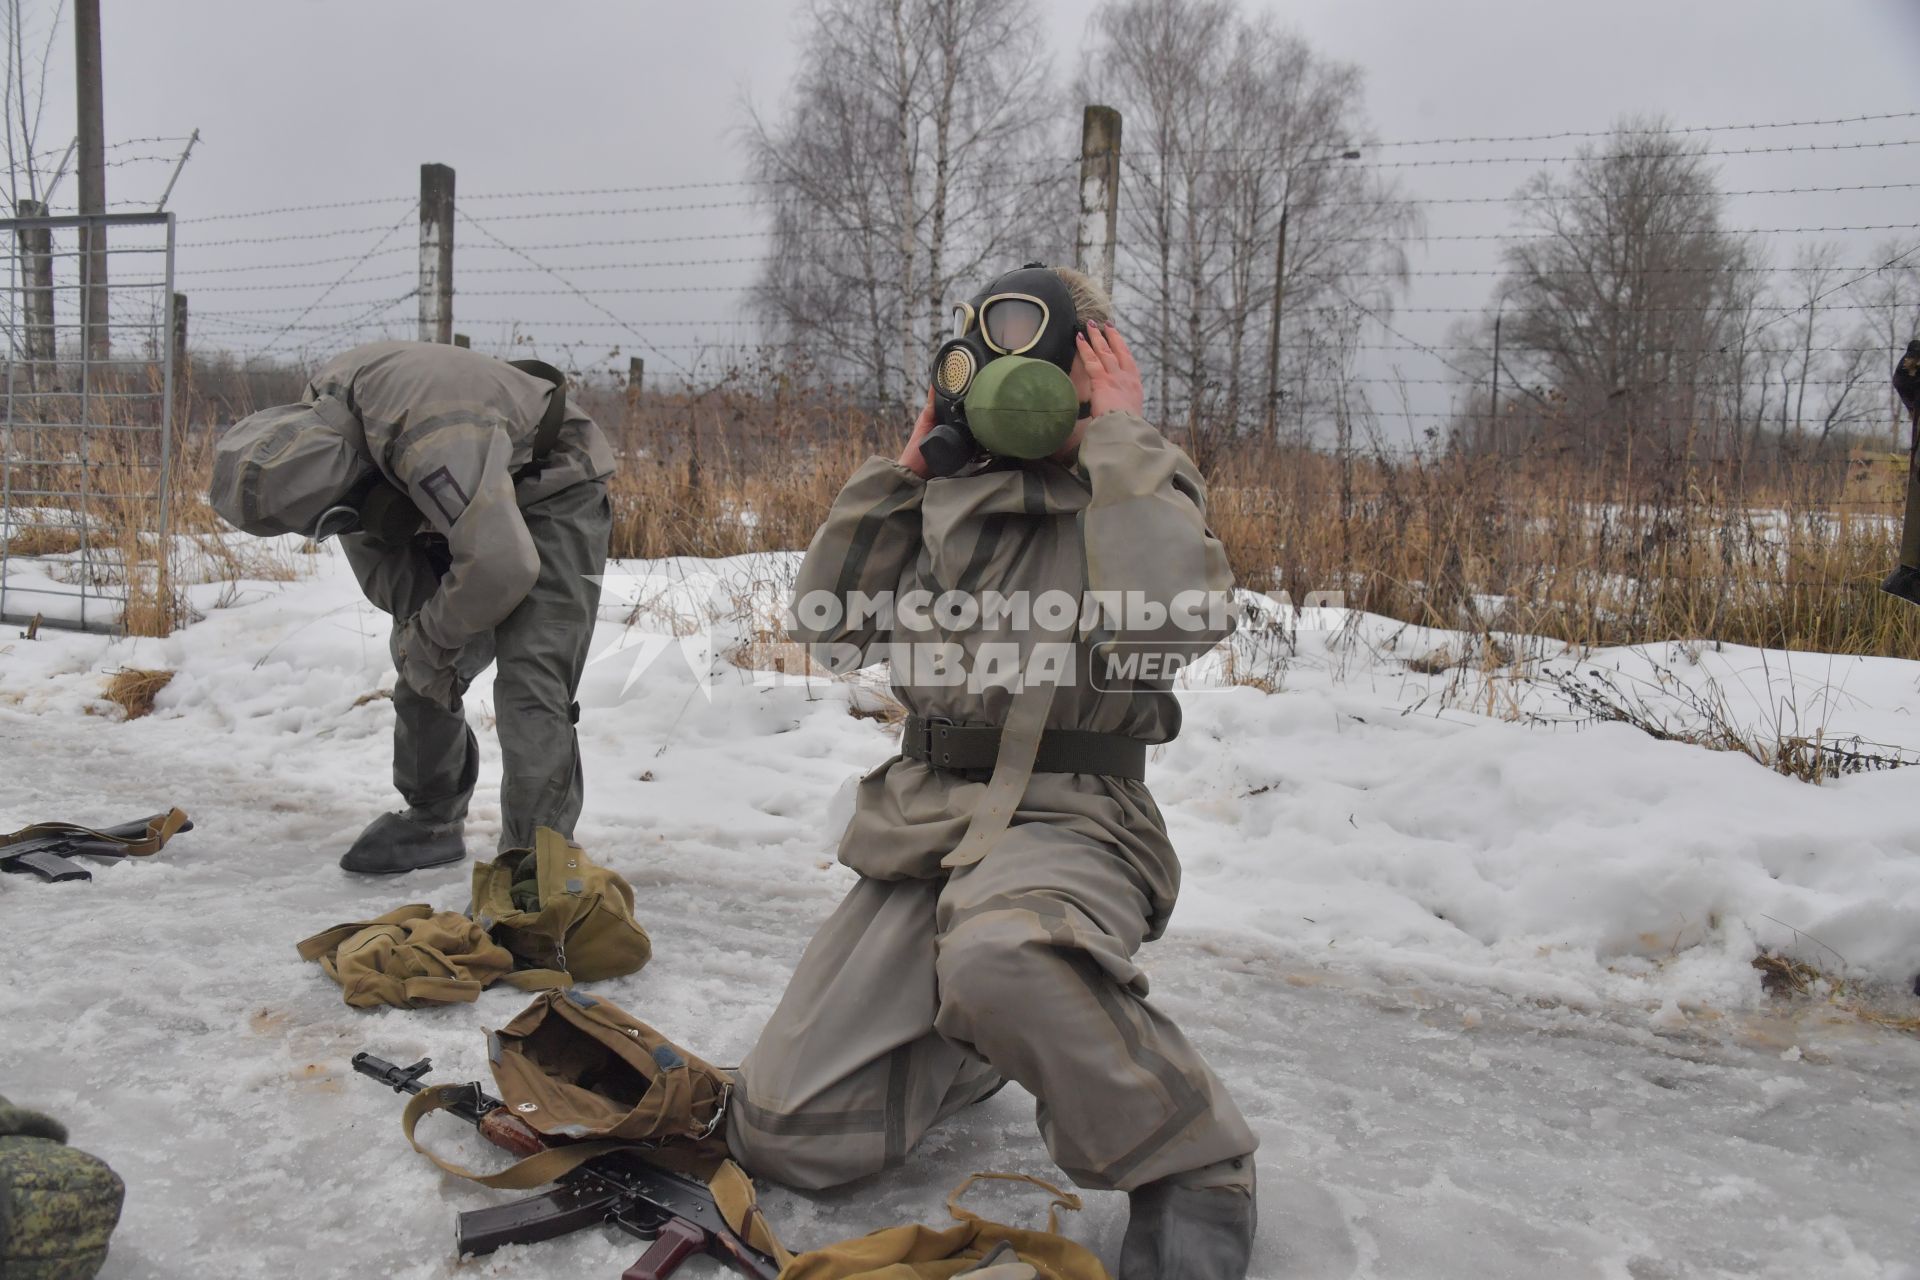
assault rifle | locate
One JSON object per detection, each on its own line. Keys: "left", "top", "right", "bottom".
{"left": 0, "top": 811, "right": 193, "bottom": 883}
{"left": 353, "top": 1053, "right": 779, "bottom": 1280}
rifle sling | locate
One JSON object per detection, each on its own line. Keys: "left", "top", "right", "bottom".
{"left": 400, "top": 1086, "right": 793, "bottom": 1267}
{"left": 0, "top": 808, "right": 190, "bottom": 856}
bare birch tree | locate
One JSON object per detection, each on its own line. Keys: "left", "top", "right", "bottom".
{"left": 1078, "top": 0, "right": 1416, "bottom": 460}
{"left": 747, "top": 0, "right": 1068, "bottom": 412}
{"left": 3, "top": 0, "right": 63, "bottom": 210}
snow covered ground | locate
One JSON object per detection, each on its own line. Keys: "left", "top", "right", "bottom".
{"left": 2, "top": 545, "right": 1918, "bottom": 1279}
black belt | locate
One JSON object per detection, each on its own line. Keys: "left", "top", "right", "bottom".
{"left": 901, "top": 715, "right": 1147, "bottom": 781}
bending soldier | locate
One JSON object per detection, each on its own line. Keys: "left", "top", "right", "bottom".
{"left": 728, "top": 268, "right": 1260, "bottom": 1279}
{"left": 210, "top": 340, "right": 614, "bottom": 873}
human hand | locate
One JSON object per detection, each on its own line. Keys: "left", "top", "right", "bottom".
{"left": 898, "top": 385, "right": 937, "bottom": 479}
{"left": 1076, "top": 322, "right": 1145, "bottom": 420}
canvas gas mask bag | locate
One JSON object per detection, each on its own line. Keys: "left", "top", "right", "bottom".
{"left": 469, "top": 828, "right": 653, "bottom": 983}
{"left": 396, "top": 991, "right": 788, "bottom": 1265}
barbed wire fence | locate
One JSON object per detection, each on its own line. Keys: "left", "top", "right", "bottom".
{"left": 0, "top": 108, "right": 1901, "bottom": 494}
{"left": 8, "top": 110, "right": 1920, "bottom": 647}
{"left": 135, "top": 108, "right": 1914, "bottom": 461}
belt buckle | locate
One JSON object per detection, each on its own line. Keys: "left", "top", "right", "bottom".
{"left": 922, "top": 715, "right": 955, "bottom": 767}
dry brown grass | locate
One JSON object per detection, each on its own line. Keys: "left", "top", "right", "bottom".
{"left": 1208, "top": 440, "right": 1920, "bottom": 659}
{"left": 1752, "top": 952, "right": 1920, "bottom": 1038}
{"left": 13, "top": 356, "right": 1914, "bottom": 661}
{"left": 0, "top": 526, "right": 84, "bottom": 557}
{"left": 103, "top": 667, "right": 173, "bottom": 720}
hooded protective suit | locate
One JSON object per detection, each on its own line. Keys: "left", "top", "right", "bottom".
{"left": 727, "top": 411, "right": 1257, "bottom": 1195}
{"left": 210, "top": 341, "right": 615, "bottom": 851}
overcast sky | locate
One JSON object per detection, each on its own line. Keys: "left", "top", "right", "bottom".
{"left": 15, "top": 0, "right": 1920, "bottom": 434}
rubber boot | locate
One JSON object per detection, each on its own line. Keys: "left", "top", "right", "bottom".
{"left": 1118, "top": 1165, "right": 1256, "bottom": 1280}
{"left": 339, "top": 811, "right": 466, "bottom": 875}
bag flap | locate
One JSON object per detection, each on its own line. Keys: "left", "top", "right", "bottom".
{"left": 488, "top": 990, "right": 727, "bottom": 1148}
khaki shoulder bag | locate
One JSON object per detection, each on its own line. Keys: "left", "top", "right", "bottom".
{"left": 470, "top": 828, "right": 652, "bottom": 983}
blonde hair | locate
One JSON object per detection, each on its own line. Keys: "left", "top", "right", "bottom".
{"left": 1052, "top": 265, "right": 1115, "bottom": 327}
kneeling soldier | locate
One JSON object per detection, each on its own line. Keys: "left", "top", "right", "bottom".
{"left": 210, "top": 340, "right": 614, "bottom": 873}
{"left": 728, "top": 268, "right": 1259, "bottom": 1278}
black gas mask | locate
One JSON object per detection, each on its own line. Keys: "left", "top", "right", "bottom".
{"left": 919, "top": 264, "right": 1086, "bottom": 477}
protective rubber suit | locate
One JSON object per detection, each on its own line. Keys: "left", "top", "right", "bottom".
{"left": 728, "top": 404, "right": 1258, "bottom": 1201}
{"left": 210, "top": 340, "right": 614, "bottom": 868}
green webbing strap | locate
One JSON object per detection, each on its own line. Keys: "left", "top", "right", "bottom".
{"left": 941, "top": 675, "right": 1057, "bottom": 870}
{"left": 903, "top": 717, "right": 1146, "bottom": 780}
{"left": 506, "top": 358, "right": 568, "bottom": 476}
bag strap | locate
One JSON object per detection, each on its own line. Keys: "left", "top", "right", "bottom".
{"left": 946, "top": 1171, "right": 1084, "bottom": 1236}
{"left": 497, "top": 967, "right": 572, "bottom": 992}
{"left": 506, "top": 358, "right": 568, "bottom": 476}
{"left": 706, "top": 1158, "right": 795, "bottom": 1270}
{"left": 941, "top": 676, "right": 1058, "bottom": 869}
{"left": 402, "top": 1085, "right": 633, "bottom": 1190}
{"left": 394, "top": 975, "right": 489, "bottom": 1006}
{"left": 0, "top": 807, "right": 190, "bottom": 855}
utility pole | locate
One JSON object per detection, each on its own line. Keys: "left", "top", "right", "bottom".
{"left": 1263, "top": 148, "right": 1360, "bottom": 438}
{"left": 1490, "top": 307, "right": 1503, "bottom": 455}
{"left": 169, "top": 292, "right": 187, "bottom": 380}
{"left": 626, "top": 356, "right": 645, "bottom": 433}
{"left": 418, "top": 163, "right": 455, "bottom": 343}
{"left": 1262, "top": 205, "right": 1290, "bottom": 438}
{"left": 15, "top": 200, "right": 53, "bottom": 381}
{"left": 74, "top": 0, "right": 108, "bottom": 361}
{"left": 1073, "top": 105, "right": 1121, "bottom": 297}
{"left": 169, "top": 292, "right": 188, "bottom": 448}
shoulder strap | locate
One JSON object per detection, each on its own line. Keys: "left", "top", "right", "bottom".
{"left": 506, "top": 358, "right": 568, "bottom": 472}
{"left": 946, "top": 1171, "right": 1083, "bottom": 1235}
{"left": 497, "top": 967, "right": 572, "bottom": 992}
{"left": 402, "top": 1085, "right": 631, "bottom": 1189}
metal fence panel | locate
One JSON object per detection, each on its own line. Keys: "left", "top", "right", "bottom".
{"left": 0, "top": 211, "right": 176, "bottom": 634}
